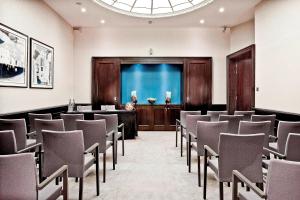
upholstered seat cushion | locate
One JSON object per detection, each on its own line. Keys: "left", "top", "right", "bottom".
{"left": 239, "top": 190, "right": 262, "bottom": 200}
{"left": 208, "top": 159, "right": 219, "bottom": 175}
{"left": 269, "top": 142, "right": 278, "bottom": 151}
{"left": 84, "top": 154, "right": 95, "bottom": 171}
{"left": 39, "top": 184, "right": 62, "bottom": 200}
{"left": 26, "top": 139, "right": 36, "bottom": 147}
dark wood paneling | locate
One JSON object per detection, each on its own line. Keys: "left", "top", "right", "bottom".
{"left": 184, "top": 58, "right": 212, "bottom": 110}
{"left": 227, "top": 45, "right": 255, "bottom": 114}
{"left": 92, "top": 58, "right": 120, "bottom": 109}
{"left": 136, "top": 105, "right": 152, "bottom": 131}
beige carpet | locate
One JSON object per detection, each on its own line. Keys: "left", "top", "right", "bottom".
{"left": 61, "top": 131, "right": 244, "bottom": 200}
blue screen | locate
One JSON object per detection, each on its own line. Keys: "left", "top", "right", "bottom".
{"left": 121, "top": 64, "right": 182, "bottom": 104}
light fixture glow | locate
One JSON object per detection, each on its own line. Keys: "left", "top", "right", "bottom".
{"left": 219, "top": 7, "right": 225, "bottom": 13}
{"left": 81, "top": 7, "right": 87, "bottom": 13}
{"left": 200, "top": 19, "right": 205, "bottom": 24}
{"left": 100, "top": 19, "right": 106, "bottom": 24}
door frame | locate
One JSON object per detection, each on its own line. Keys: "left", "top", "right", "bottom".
{"left": 226, "top": 44, "right": 255, "bottom": 114}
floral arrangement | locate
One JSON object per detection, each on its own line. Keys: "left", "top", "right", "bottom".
{"left": 147, "top": 98, "right": 156, "bottom": 104}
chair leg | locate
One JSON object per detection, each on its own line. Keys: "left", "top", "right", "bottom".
{"left": 56, "top": 177, "right": 59, "bottom": 185}
{"left": 95, "top": 147, "right": 100, "bottom": 196}
{"left": 203, "top": 151, "right": 208, "bottom": 199}
{"left": 38, "top": 145, "right": 42, "bottom": 183}
{"left": 79, "top": 177, "right": 84, "bottom": 200}
{"left": 122, "top": 127, "right": 125, "bottom": 156}
{"left": 175, "top": 123, "right": 178, "bottom": 147}
{"left": 198, "top": 155, "right": 201, "bottom": 187}
{"left": 112, "top": 134, "right": 115, "bottom": 170}
{"left": 186, "top": 140, "right": 189, "bottom": 165}
{"left": 188, "top": 135, "right": 192, "bottom": 173}
{"left": 75, "top": 177, "right": 78, "bottom": 182}
{"left": 219, "top": 182, "right": 224, "bottom": 200}
{"left": 115, "top": 140, "right": 118, "bottom": 164}
{"left": 180, "top": 127, "right": 183, "bottom": 157}
{"left": 103, "top": 153, "right": 106, "bottom": 183}
{"left": 227, "top": 182, "right": 231, "bottom": 187}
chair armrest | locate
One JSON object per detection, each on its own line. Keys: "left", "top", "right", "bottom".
{"left": 204, "top": 145, "right": 218, "bottom": 157}
{"left": 176, "top": 119, "right": 181, "bottom": 124}
{"left": 232, "top": 170, "right": 266, "bottom": 199}
{"left": 263, "top": 147, "right": 286, "bottom": 159}
{"left": 26, "top": 131, "right": 36, "bottom": 137}
{"left": 118, "top": 123, "right": 124, "bottom": 129}
{"left": 38, "top": 165, "right": 68, "bottom": 190}
{"left": 85, "top": 143, "right": 99, "bottom": 154}
{"left": 269, "top": 135, "right": 278, "bottom": 142}
{"left": 18, "top": 143, "right": 42, "bottom": 153}
{"left": 106, "top": 130, "right": 115, "bottom": 138}
{"left": 181, "top": 125, "right": 186, "bottom": 129}
{"left": 189, "top": 132, "right": 197, "bottom": 139}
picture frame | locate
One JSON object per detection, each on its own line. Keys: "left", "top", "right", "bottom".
{"left": 30, "top": 38, "right": 54, "bottom": 89}
{"left": 0, "top": 23, "right": 28, "bottom": 87}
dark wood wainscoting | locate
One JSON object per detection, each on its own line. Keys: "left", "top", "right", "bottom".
{"left": 227, "top": 45, "right": 255, "bottom": 114}
{"left": 136, "top": 105, "right": 182, "bottom": 131}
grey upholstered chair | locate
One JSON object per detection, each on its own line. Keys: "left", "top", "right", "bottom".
{"left": 42, "top": 130, "right": 99, "bottom": 200}
{"left": 0, "top": 153, "right": 68, "bottom": 200}
{"left": 234, "top": 111, "right": 255, "bottom": 121}
{"left": 190, "top": 121, "right": 229, "bottom": 187}
{"left": 238, "top": 121, "right": 271, "bottom": 157}
{"left": 76, "top": 119, "right": 115, "bottom": 182}
{"left": 0, "top": 118, "right": 36, "bottom": 151}
{"left": 204, "top": 133, "right": 264, "bottom": 200}
{"left": 207, "top": 110, "right": 228, "bottom": 121}
{"left": 269, "top": 121, "right": 300, "bottom": 155}
{"left": 263, "top": 133, "right": 300, "bottom": 168}
{"left": 176, "top": 111, "right": 202, "bottom": 156}
{"left": 186, "top": 115, "right": 211, "bottom": 171}
{"left": 251, "top": 114, "right": 276, "bottom": 136}
{"left": 94, "top": 114, "right": 125, "bottom": 163}
{"left": 233, "top": 160, "right": 300, "bottom": 200}
{"left": 60, "top": 113, "right": 84, "bottom": 131}
{"left": 219, "top": 115, "right": 243, "bottom": 134}
{"left": 28, "top": 113, "right": 52, "bottom": 132}
{"left": 35, "top": 119, "right": 65, "bottom": 144}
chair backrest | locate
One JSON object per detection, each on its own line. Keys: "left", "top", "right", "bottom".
{"left": 277, "top": 121, "right": 300, "bottom": 154}
{"left": 196, "top": 121, "right": 228, "bottom": 156}
{"left": 28, "top": 113, "right": 52, "bottom": 132}
{"left": 76, "top": 120, "right": 107, "bottom": 153}
{"left": 180, "top": 111, "right": 202, "bottom": 127}
{"left": 234, "top": 111, "right": 255, "bottom": 121}
{"left": 42, "top": 130, "right": 84, "bottom": 178}
{"left": 0, "top": 118, "right": 27, "bottom": 150}
{"left": 186, "top": 115, "right": 211, "bottom": 136}
{"left": 251, "top": 114, "right": 276, "bottom": 136}
{"left": 35, "top": 119, "right": 65, "bottom": 144}
{"left": 0, "top": 130, "right": 17, "bottom": 154}
{"left": 94, "top": 114, "right": 118, "bottom": 133}
{"left": 219, "top": 115, "right": 243, "bottom": 134}
{"left": 207, "top": 111, "right": 228, "bottom": 121}
{"left": 285, "top": 133, "right": 300, "bottom": 161}
{"left": 238, "top": 121, "right": 271, "bottom": 150}
{"left": 266, "top": 160, "right": 300, "bottom": 200}
{"left": 218, "top": 133, "right": 264, "bottom": 183}
{"left": 0, "top": 153, "right": 37, "bottom": 199}
{"left": 60, "top": 113, "right": 84, "bottom": 131}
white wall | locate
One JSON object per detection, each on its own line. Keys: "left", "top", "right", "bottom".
{"left": 0, "top": 0, "right": 74, "bottom": 114}
{"left": 230, "top": 20, "right": 255, "bottom": 53}
{"left": 74, "top": 27, "right": 230, "bottom": 104}
{"left": 255, "top": 0, "right": 300, "bottom": 113}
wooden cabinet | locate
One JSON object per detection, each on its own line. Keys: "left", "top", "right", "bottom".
{"left": 92, "top": 58, "right": 120, "bottom": 110}
{"left": 136, "top": 105, "right": 181, "bottom": 131}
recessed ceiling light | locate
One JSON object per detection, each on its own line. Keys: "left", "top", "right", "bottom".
{"left": 100, "top": 19, "right": 106, "bottom": 24}
{"left": 200, "top": 19, "right": 205, "bottom": 24}
{"left": 81, "top": 7, "right": 87, "bottom": 13}
{"left": 219, "top": 7, "right": 225, "bottom": 13}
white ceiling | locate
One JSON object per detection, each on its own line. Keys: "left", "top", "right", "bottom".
{"left": 44, "top": 0, "right": 261, "bottom": 28}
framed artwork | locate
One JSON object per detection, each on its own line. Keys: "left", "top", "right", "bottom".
{"left": 30, "top": 38, "right": 54, "bottom": 89}
{"left": 0, "top": 23, "right": 28, "bottom": 87}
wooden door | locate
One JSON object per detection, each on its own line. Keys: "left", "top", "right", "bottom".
{"left": 227, "top": 45, "right": 255, "bottom": 114}
{"left": 184, "top": 58, "right": 212, "bottom": 110}
{"left": 92, "top": 58, "right": 120, "bottom": 109}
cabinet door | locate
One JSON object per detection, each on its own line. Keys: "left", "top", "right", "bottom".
{"left": 92, "top": 58, "right": 120, "bottom": 109}
{"left": 184, "top": 58, "right": 212, "bottom": 110}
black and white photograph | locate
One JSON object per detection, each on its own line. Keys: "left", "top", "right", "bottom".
{"left": 0, "top": 23, "right": 28, "bottom": 87}
{"left": 30, "top": 38, "right": 54, "bottom": 89}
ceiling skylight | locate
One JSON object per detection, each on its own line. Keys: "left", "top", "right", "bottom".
{"left": 93, "top": 0, "right": 214, "bottom": 18}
